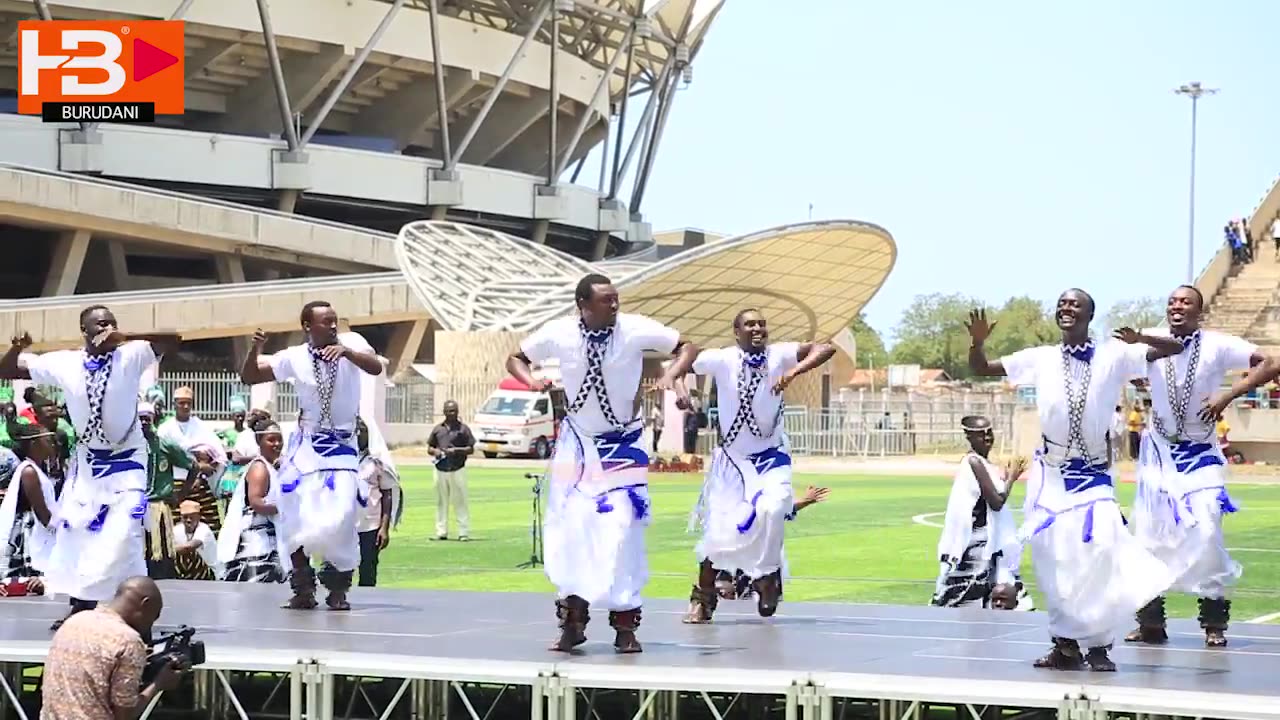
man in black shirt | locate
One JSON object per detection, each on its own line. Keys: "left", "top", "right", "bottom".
{"left": 428, "top": 400, "right": 475, "bottom": 541}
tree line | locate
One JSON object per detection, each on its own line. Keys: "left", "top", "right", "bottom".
{"left": 850, "top": 293, "right": 1165, "bottom": 380}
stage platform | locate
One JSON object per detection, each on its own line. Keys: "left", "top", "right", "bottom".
{"left": 1, "top": 581, "right": 1278, "bottom": 720}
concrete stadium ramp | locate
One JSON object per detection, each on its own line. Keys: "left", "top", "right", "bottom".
{"left": 0, "top": 164, "right": 396, "bottom": 273}
{"left": 0, "top": 272, "right": 424, "bottom": 350}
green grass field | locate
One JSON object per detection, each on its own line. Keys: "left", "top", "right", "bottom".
{"left": 377, "top": 466, "right": 1280, "bottom": 623}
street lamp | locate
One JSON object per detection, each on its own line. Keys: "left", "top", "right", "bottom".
{"left": 1175, "top": 81, "right": 1218, "bottom": 284}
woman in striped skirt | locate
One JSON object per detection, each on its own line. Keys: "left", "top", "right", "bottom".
{"left": 219, "top": 418, "right": 287, "bottom": 583}
{"left": 0, "top": 421, "right": 59, "bottom": 592}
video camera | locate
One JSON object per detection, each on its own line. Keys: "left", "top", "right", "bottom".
{"left": 141, "top": 625, "right": 205, "bottom": 686}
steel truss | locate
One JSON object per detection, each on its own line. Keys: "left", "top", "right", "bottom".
{"left": 20, "top": 0, "right": 718, "bottom": 218}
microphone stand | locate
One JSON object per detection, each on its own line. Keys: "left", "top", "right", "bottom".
{"left": 516, "top": 472, "right": 544, "bottom": 569}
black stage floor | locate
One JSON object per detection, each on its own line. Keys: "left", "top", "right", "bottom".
{"left": 2, "top": 581, "right": 1279, "bottom": 704}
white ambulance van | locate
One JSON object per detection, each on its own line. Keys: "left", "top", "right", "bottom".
{"left": 473, "top": 364, "right": 565, "bottom": 459}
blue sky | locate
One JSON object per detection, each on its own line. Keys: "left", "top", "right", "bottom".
{"left": 619, "top": 0, "right": 1280, "bottom": 343}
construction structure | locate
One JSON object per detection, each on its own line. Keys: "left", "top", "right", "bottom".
{"left": 0, "top": 0, "right": 722, "bottom": 372}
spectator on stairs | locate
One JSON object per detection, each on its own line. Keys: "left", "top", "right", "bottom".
{"left": 1271, "top": 213, "right": 1280, "bottom": 260}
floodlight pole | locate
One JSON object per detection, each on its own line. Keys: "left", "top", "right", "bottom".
{"left": 1175, "top": 81, "right": 1218, "bottom": 284}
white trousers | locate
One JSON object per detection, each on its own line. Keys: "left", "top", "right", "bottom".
{"left": 276, "top": 430, "right": 363, "bottom": 573}
{"left": 45, "top": 447, "right": 148, "bottom": 602}
{"left": 435, "top": 468, "right": 470, "bottom": 537}
{"left": 1018, "top": 458, "right": 1173, "bottom": 647}
{"left": 694, "top": 446, "right": 794, "bottom": 579}
{"left": 544, "top": 421, "right": 650, "bottom": 610}
{"left": 1134, "top": 433, "right": 1241, "bottom": 599}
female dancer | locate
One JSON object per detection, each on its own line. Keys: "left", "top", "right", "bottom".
{"left": 219, "top": 417, "right": 288, "bottom": 583}
{"left": 0, "top": 421, "right": 59, "bottom": 592}
{"left": 931, "top": 416, "right": 1026, "bottom": 608}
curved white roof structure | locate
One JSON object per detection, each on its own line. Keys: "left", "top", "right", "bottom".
{"left": 396, "top": 220, "right": 898, "bottom": 346}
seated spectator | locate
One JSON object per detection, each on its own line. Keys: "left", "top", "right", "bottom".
{"left": 41, "top": 576, "right": 190, "bottom": 720}
{"left": 174, "top": 500, "right": 220, "bottom": 580}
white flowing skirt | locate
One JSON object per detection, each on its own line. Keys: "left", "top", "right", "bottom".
{"left": 692, "top": 445, "right": 794, "bottom": 580}
{"left": 544, "top": 420, "right": 650, "bottom": 610}
{"left": 44, "top": 446, "right": 148, "bottom": 601}
{"left": 1134, "top": 432, "right": 1241, "bottom": 598}
{"left": 274, "top": 429, "right": 365, "bottom": 573}
{"left": 1012, "top": 457, "right": 1173, "bottom": 646}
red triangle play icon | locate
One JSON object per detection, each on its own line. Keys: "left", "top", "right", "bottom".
{"left": 133, "top": 38, "right": 178, "bottom": 82}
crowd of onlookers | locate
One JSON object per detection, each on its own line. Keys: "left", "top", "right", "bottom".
{"left": 1227, "top": 214, "right": 1280, "bottom": 266}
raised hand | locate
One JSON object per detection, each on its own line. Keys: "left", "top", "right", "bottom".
{"left": 251, "top": 329, "right": 268, "bottom": 349}
{"left": 802, "top": 485, "right": 830, "bottom": 504}
{"left": 1199, "top": 393, "right": 1232, "bottom": 425}
{"left": 1112, "top": 327, "right": 1141, "bottom": 344}
{"left": 319, "top": 344, "right": 348, "bottom": 362}
{"left": 90, "top": 329, "right": 126, "bottom": 350}
{"left": 10, "top": 332, "right": 31, "bottom": 350}
{"left": 1003, "top": 456, "right": 1028, "bottom": 484}
{"left": 965, "top": 309, "right": 996, "bottom": 345}
{"left": 772, "top": 370, "right": 797, "bottom": 395}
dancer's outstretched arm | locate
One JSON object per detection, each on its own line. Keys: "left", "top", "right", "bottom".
{"left": 773, "top": 341, "right": 836, "bottom": 394}
{"left": 965, "top": 309, "right": 1004, "bottom": 376}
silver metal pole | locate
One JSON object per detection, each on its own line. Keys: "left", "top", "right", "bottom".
{"left": 606, "top": 41, "right": 634, "bottom": 199}
{"left": 1188, "top": 95, "right": 1197, "bottom": 284}
{"left": 169, "top": 0, "right": 196, "bottom": 20}
{"left": 255, "top": 0, "right": 301, "bottom": 151}
{"left": 428, "top": 0, "right": 453, "bottom": 166}
{"left": 547, "top": 3, "right": 560, "bottom": 184}
{"left": 1174, "top": 81, "right": 1218, "bottom": 284}
{"left": 449, "top": 0, "right": 552, "bottom": 168}
{"left": 300, "top": 0, "right": 404, "bottom": 146}
{"left": 556, "top": 25, "right": 635, "bottom": 178}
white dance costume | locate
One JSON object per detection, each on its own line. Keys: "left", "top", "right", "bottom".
{"left": 269, "top": 332, "right": 372, "bottom": 573}
{"left": 520, "top": 314, "right": 680, "bottom": 610}
{"left": 1135, "top": 330, "right": 1253, "bottom": 598}
{"left": 1002, "top": 339, "right": 1174, "bottom": 646}
{"left": 932, "top": 453, "right": 1016, "bottom": 608}
{"left": 690, "top": 343, "right": 798, "bottom": 581}
{"left": 26, "top": 341, "right": 155, "bottom": 601}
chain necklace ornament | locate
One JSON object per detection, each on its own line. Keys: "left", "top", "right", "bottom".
{"left": 309, "top": 345, "right": 338, "bottom": 429}
{"left": 1059, "top": 340, "right": 1094, "bottom": 462}
{"left": 82, "top": 351, "right": 115, "bottom": 446}
{"left": 568, "top": 320, "right": 624, "bottom": 429}
{"left": 1151, "top": 330, "right": 1210, "bottom": 442}
{"left": 723, "top": 348, "right": 771, "bottom": 446}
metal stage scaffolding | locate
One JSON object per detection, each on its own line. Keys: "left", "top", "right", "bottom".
{"left": 1, "top": 582, "right": 1278, "bottom": 720}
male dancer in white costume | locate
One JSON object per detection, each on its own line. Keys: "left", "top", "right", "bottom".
{"left": 1126, "top": 285, "right": 1273, "bottom": 647}
{"left": 0, "top": 305, "right": 180, "bottom": 629}
{"left": 681, "top": 309, "right": 834, "bottom": 623}
{"left": 507, "top": 273, "right": 698, "bottom": 654}
{"left": 240, "top": 301, "right": 383, "bottom": 611}
{"left": 966, "top": 289, "right": 1181, "bottom": 670}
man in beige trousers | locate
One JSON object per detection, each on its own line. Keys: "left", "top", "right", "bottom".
{"left": 428, "top": 400, "right": 475, "bottom": 541}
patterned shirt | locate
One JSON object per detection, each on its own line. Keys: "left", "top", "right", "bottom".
{"left": 146, "top": 434, "right": 193, "bottom": 502}
{"left": 41, "top": 608, "right": 147, "bottom": 720}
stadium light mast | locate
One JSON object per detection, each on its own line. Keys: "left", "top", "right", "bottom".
{"left": 1175, "top": 81, "right": 1218, "bottom": 284}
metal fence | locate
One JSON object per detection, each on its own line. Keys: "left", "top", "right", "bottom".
{"left": 3, "top": 373, "right": 437, "bottom": 425}
{"left": 3, "top": 373, "right": 1017, "bottom": 456}
{"left": 704, "top": 393, "right": 1019, "bottom": 458}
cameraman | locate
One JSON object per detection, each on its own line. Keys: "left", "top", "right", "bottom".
{"left": 42, "top": 576, "right": 189, "bottom": 719}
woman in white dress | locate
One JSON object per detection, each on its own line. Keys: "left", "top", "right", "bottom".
{"left": 931, "top": 416, "right": 1026, "bottom": 608}
{"left": 0, "top": 421, "right": 58, "bottom": 591}
{"left": 219, "top": 418, "right": 288, "bottom": 583}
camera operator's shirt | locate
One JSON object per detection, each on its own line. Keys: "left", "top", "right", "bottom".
{"left": 41, "top": 607, "right": 147, "bottom": 720}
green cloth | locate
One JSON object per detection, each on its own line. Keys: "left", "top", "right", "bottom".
{"left": 146, "top": 433, "right": 193, "bottom": 501}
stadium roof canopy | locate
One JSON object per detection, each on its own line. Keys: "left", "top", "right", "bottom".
{"left": 396, "top": 220, "right": 897, "bottom": 346}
